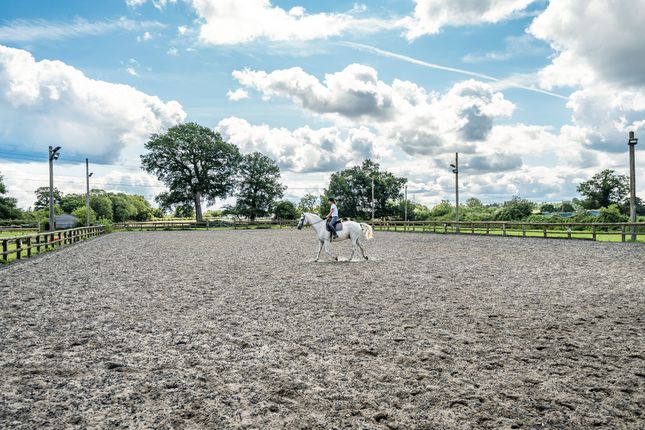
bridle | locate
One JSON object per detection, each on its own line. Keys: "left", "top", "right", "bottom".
{"left": 300, "top": 213, "right": 325, "bottom": 228}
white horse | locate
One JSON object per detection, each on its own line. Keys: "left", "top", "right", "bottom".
{"left": 297, "top": 212, "right": 374, "bottom": 261}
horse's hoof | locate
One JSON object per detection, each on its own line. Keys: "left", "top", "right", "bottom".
{"left": 335, "top": 257, "right": 338, "bottom": 261}
{"left": 364, "top": 256, "right": 369, "bottom": 260}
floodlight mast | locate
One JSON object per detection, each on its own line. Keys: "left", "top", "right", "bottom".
{"left": 450, "top": 153, "right": 459, "bottom": 232}
{"left": 48, "top": 146, "right": 61, "bottom": 232}
{"left": 628, "top": 131, "right": 638, "bottom": 241}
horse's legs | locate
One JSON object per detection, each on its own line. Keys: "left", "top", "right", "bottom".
{"left": 348, "top": 237, "right": 357, "bottom": 261}
{"left": 315, "top": 241, "right": 323, "bottom": 261}
{"left": 324, "top": 241, "right": 337, "bottom": 261}
{"left": 357, "top": 239, "right": 368, "bottom": 260}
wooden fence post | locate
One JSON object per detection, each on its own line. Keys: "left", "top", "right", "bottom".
{"left": 26, "top": 237, "right": 32, "bottom": 257}
{"left": 592, "top": 225, "right": 597, "bottom": 241}
{"left": 502, "top": 223, "right": 507, "bottom": 236}
{"left": 621, "top": 225, "right": 626, "bottom": 242}
{"left": 522, "top": 224, "right": 526, "bottom": 237}
{"left": 543, "top": 226, "right": 547, "bottom": 238}
{"left": 2, "top": 240, "right": 7, "bottom": 263}
{"left": 16, "top": 238, "right": 21, "bottom": 260}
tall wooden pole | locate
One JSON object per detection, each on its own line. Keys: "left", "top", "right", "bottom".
{"left": 404, "top": 184, "right": 408, "bottom": 222}
{"left": 455, "top": 152, "right": 459, "bottom": 230}
{"left": 86, "top": 158, "right": 91, "bottom": 227}
{"left": 371, "top": 176, "right": 375, "bottom": 221}
{"left": 48, "top": 146, "right": 55, "bottom": 232}
{"left": 628, "top": 131, "right": 638, "bottom": 240}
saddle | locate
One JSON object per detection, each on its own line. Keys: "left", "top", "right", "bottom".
{"left": 326, "top": 218, "right": 343, "bottom": 232}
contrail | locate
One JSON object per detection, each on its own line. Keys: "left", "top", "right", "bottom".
{"left": 339, "top": 41, "right": 568, "bottom": 100}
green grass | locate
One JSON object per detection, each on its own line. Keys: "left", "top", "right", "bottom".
{"left": 373, "top": 226, "right": 645, "bottom": 243}
{"left": 0, "top": 230, "right": 37, "bottom": 238}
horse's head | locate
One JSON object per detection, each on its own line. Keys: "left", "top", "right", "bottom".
{"left": 297, "top": 213, "right": 306, "bottom": 230}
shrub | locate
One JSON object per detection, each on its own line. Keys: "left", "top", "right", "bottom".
{"left": 98, "top": 218, "right": 114, "bottom": 233}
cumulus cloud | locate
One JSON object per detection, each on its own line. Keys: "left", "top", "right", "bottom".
{"left": 405, "top": 0, "right": 536, "bottom": 39}
{"left": 528, "top": 0, "right": 645, "bottom": 151}
{"left": 189, "top": 0, "right": 396, "bottom": 45}
{"left": 233, "top": 65, "right": 514, "bottom": 155}
{"left": 226, "top": 88, "right": 249, "bottom": 101}
{"left": 529, "top": 0, "right": 645, "bottom": 88}
{"left": 233, "top": 64, "right": 398, "bottom": 121}
{"left": 217, "top": 117, "right": 375, "bottom": 173}
{"left": 465, "top": 153, "right": 523, "bottom": 172}
{"left": 0, "top": 45, "right": 186, "bottom": 163}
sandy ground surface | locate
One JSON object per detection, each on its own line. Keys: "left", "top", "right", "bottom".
{"left": 0, "top": 229, "right": 643, "bottom": 429}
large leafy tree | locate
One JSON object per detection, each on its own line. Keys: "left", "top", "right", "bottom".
{"left": 141, "top": 123, "right": 241, "bottom": 222}
{"left": 234, "top": 152, "right": 285, "bottom": 221}
{"left": 90, "top": 190, "right": 114, "bottom": 220}
{"left": 33, "top": 186, "right": 62, "bottom": 211}
{"left": 576, "top": 169, "right": 629, "bottom": 210}
{"left": 0, "top": 173, "right": 22, "bottom": 219}
{"left": 297, "top": 193, "right": 319, "bottom": 214}
{"left": 60, "top": 193, "right": 85, "bottom": 213}
{"left": 273, "top": 200, "right": 297, "bottom": 220}
{"left": 324, "top": 160, "right": 406, "bottom": 219}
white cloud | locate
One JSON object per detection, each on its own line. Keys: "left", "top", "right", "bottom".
{"left": 0, "top": 17, "right": 164, "bottom": 42}
{"left": 189, "top": 0, "right": 397, "bottom": 45}
{"left": 529, "top": 0, "right": 645, "bottom": 88}
{"left": 528, "top": 0, "right": 645, "bottom": 152}
{"left": 0, "top": 44, "right": 186, "bottom": 164}
{"left": 217, "top": 117, "right": 375, "bottom": 173}
{"left": 126, "top": 67, "right": 138, "bottom": 76}
{"left": 405, "top": 0, "right": 536, "bottom": 39}
{"left": 126, "top": 0, "right": 177, "bottom": 10}
{"left": 177, "top": 25, "right": 188, "bottom": 35}
{"left": 226, "top": 88, "right": 249, "bottom": 101}
{"left": 137, "top": 31, "right": 152, "bottom": 42}
{"left": 233, "top": 64, "right": 514, "bottom": 155}
{"left": 166, "top": 47, "right": 178, "bottom": 56}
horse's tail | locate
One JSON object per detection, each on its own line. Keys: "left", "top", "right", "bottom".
{"left": 360, "top": 223, "right": 374, "bottom": 240}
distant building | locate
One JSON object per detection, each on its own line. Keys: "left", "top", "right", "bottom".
{"left": 55, "top": 214, "right": 77, "bottom": 229}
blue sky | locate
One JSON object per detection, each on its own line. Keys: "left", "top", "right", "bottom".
{"left": 0, "top": 0, "right": 643, "bottom": 209}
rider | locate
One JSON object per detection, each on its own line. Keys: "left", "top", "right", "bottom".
{"left": 326, "top": 197, "right": 339, "bottom": 240}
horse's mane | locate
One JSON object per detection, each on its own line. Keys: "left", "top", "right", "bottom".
{"left": 304, "top": 212, "right": 322, "bottom": 219}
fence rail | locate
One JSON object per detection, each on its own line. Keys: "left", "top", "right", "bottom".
{"left": 1, "top": 226, "right": 105, "bottom": 263}
{"left": 371, "top": 220, "right": 645, "bottom": 242}
{"left": 115, "top": 219, "right": 294, "bottom": 230}
{"left": 0, "top": 220, "right": 40, "bottom": 231}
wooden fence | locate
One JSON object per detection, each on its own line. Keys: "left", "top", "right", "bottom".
{"left": 0, "top": 220, "right": 40, "bottom": 232}
{"left": 1, "top": 226, "right": 105, "bottom": 263}
{"left": 371, "top": 220, "right": 645, "bottom": 242}
{"left": 115, "top": 219, "right": 294, "bottom": 230}
{"left": 112, "top": 219, "right": 644, "bottom": 242}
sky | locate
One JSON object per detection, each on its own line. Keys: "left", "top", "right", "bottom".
{"left": 0, "top": 0, "right": 643, "bottom": 210}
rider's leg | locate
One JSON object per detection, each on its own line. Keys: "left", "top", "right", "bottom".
{"left": 329, "top": 216, "right": 339, "bottom": 238}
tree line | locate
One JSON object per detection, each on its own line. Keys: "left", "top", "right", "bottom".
{"left": 0, "top": 122, "right": 642, "bottom": 224}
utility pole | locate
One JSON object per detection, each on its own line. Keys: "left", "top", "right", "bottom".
{"left": 86, "top": 158, "right": 93, "bottom": 227}
{"left": 371, "top": 176, "right": 375, "bottom": 221}
{"left": 628, "top": 131, "right": 638, "bottom": 241}
{"left": 404, "top": 184, "right": 408, "bottom": 222}
{"left": 48, "top": 146, "right": 61, "bottom": 232}
{"left": 450, "top": 152, "right": 459, "bottom": 232}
